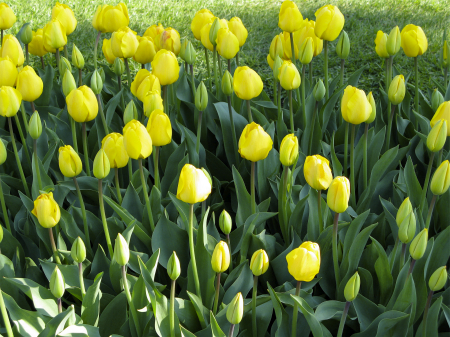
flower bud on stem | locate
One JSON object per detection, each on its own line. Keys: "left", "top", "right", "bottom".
{"left": 170, "top": 279, "right": 176, "bottom": 337}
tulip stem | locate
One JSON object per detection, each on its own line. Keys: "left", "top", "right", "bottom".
{"left": 363, "top": 123, "right": 369, "bottom": 190}
{"left": 41, "top": 56, "right": 45, "bottom": 69}
{"left": 324, "top": 40, "right": 329, "bottom": 100}
{"left": 124, "top": 58, "right": 132, "bottom": 86}
{"left": 227, "top": 96, "right": 240, "bottom": 167}
{"left": 309, "top": 62, "right": 313, "bottom": 86}
{"left": 153, "top": 147, "right": 160, "bottom": 191}
{"left": 444, "top": 68, "right": 448, "bottom": 88}
{"left": 333, "top": 212, "right": 341, "bottom": 290}
{"left": 33, "top": 140, "right": 43, "bottom": 191}
{"left": 399, "top": 243, "right": 406, "bottom": 272}
{"left": 114, "top": 168, "right": 122, "bottom": 204}
{"left": 344, "top": 122, "right": 349, "bottom": 177}
{"left": 0, "top": 287, "right": 13, "bottom": 337}
{"left": 8, "top": 118, "right": 30, "bottom": 198}
{"left": 425, "top": 194, "right": 437, "bottom": 230}
{"left": 252, "top": 276, "right": 258, "bottom": 337}
{"left": 94, "top": 31, "right": 101, "bottom": 69}
{"left": 273, "top": 77, "right": 278, "bottom": 106}
{"left": 96, "top": 94, "right": 109, "bottom": 137}
{"left": 228, "top": 324, "right": 235, "bottom": 337}
{"left": 122, "top": 265, "right": 141, "bottom": 336}
{"left": 336, "top": 301, "right": 351, "bottom": 337}
{"left": 350, "top": 124, "right": 356, "bottom": 208}
{"left": 236, "top": 52, "right": 240, "bottom": 67}
{"left": 73, "top": 177, "right": 90, "bottom": 252}
{"left": 68, "top": 116, "right": 78, "bottom": 153}
{"left": 82, "top": 123, "right": 91, "bottom": 176}
{"left": 340, "top": 59, "right": 345, "bottom": 125}
{"left": 422, "top": 290, "right": 434, "bottom": 337}
{"left": 213, "top": 46, "right": 219, "bottom": 97}
{"left": 251, "top": 162, "right": 256, "bottom": 214}
{"left": 301, "top": 65, "right": 306, "bottom": 129}
{"left": 289, "top": 90, "right": 294, "bottom": 133}
{"left": 25, "top": 44, "right": 29, "bottom": 66}
{"left": 277, "top": 83, "right": 282, "bottom": 122}
{"left": 226, "top": 233, "right": 233, "bottom": 272}
{"left": 389, "top": 237, "right": 400, "bottom": 271}
{"left": 204, "top": 47, "right": 212, "bottom": 92}
{"left": 189, "top": 204, "right": 202, "bottom": 300}
{"left": 78, "top": 262, "right": 86, "bottom": 299}
{"left": 196, "top": 111, "right": 203, "bottom": 157}
{"left": 55, "top": 49, "right": 60, "bottom": 70}
{"left": 414, "top": 57, "right": 419, "bottom": 129}
{"left": 280, "top": 166, "right": 289, "bottom": 244}
{"left": 227, "top": 59, "right": 232, "bottom": 74}
{"left": 170, "top": 279, "right": 176, "bottom": 337}
{"left": 308, "top": 101, "right": 319, "bottom": 155}
{"left": 48, "top": 227, "right": 62, "bottom": 264}
{"left": 406, "top": 259, "right": 416, "bottom": 281}
{"left": 98, "top": 179, "right": 114, "bottom": 257}
{"left": 419, "top": 152, "right": 435, "bottom": 214}
{"left": 318, "top": 190, "right": 323, "bottom": 233}
{"left": 139, "top": 158, "right": 155, "bottom": 233}
{"left": 385, "top": 104, "right": 396, "bottom": 153}
{"left": 78, "top": 68, "right": 82, "bottom": 87}
{"left": 163, "top": 85, "right": 168, "bottom": 116}
{"left": 246, "top": 100, "right": 252, "bottom": 123}
{"left": 0, "top": 176, "right": 11, "bottom": 233}
{"left": 57, "top": 298, "right": 62, "bottom": 314}
{"left": 128, "top": 160, "right": 133, "bottom": 184}
{"left": 190, "top": 64, "right": 196, "bottom": 99}
{"left": 14, "top": 113, "right": 31, "bottom": 169}
{"left": 213, "top": 272, "right": 221, "bottom": 315}
{"left": 291, "top": 281, "right": 302, "bottom": 337}
{"left": 217, "top": 51, "right": 223, "bottom": 98}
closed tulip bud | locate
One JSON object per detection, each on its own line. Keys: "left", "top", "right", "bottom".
{"left": 179, "top": 39, "right": 188, "bottom": 60}
{"left": 93, "top": 149, "right": 110, "bottom": 179}
{"left": 1, "top": 34, "right": 24, "bottom": 67}
{"left": 442, "top": 41, "right": 450, "bottom": 69}
{"left": 228, "top": 17, "right": 248, "bottom": 47}
{"left": 133, "top": 36, "right": 157, "bottom": 65}
{"left": 344, "top": 272, "right": 360, "bottom": 302}
{"left": 304, "top": 155, "right": 333, "bottom": 190}
{"left": 102, "top": 38, "right": 116, "bottom": 64}
{"left": 113, "top": 233, "right": 129, "bottom": 266}
{"left": 43, "top": 19, "right": 67, "bottom": 52}
{"left": 427, "top": 120, "right": 447, "bottom": 152}
{"left": 71, "top": 237, "right": 86, "bottom": 263}
{"left": 28, "top": 29, "right": 48, "bottom": 57}
{"left": 143, "top": 91, "right": 164, "bottom": 117}
{"left": 409, "top": 228, "right": 428, "bottom": 260}
{"left": 366, "top": 92, "right": 376, "bottom": 123}
{"left": 123, "top": 120, "right": 153, "bottom": 159}
{"left": 216, "top": 28, "right": 239, "bottom": 59}
{"left": 280, "top": 134, "right": 299, "bottom": 166}
{"left": 233, "top": 66, "right": 264, "bottom": 100}
{"left": 112, "top": 27, "right": 139, "bottom": 59}
{"left": 396, "top": 197, "right": 413, "bottom": 227}
{"left": 16, "top": 66, "right": 44, "bottom": 102}
{"left": 313, "top": 79, "right": 326, "bottom": 101}
{"left": 226, "top": 293, "right": 244, "bottom": 325}
{"left": 195, "top": 81, "right": 208, "bottom": 111}
{"left": 279, "top": 60, "right": 301, "bottom": 90}
{"left": 430, "top": 102, "right": 450, "bottom": 136}
{"left": 222, "top": 71, "right": 233, "bottom": 96}
{"left": 29, "top": 111, "right": 42, "bottom": 140}
{"left": 387, "top": 26, "right": 401, "bottom": 56}
{"left": 336, "top": 31, "right": 350, "bottom": 59}
{"left": 269, "top": 34, "right": 284, "bottom": 61}
{"left": 151, "top": 49, "right": 180, "bottom": 86}
{"left": 52, "top": 2, "right": 77, "bottom": 35}
{"left": 278, "top": 1, "right": 303, "bottom": 33}
{"left": 430, "top": 160, "right": 450, "bottom": 195}
{"left": 209, "top": 18, "right": 221, "bottom": 47}
{"left": 0, "top": 3, "right": 16, "bottom": 30}
{"left": 429, "top": 266, "right": 447, "bottom": 292}
{"left": 50, "top": 266, "right": 65, "bottom": 299}
{"left": 374, "top": 31, "right": 389, "bottom": 58}
{"left": 101, "top": 133, "right": 129, "bottom": 169}
{"left": 327, "top": 176, "right": 350, "bottom": 213}
{"left": 200, "top": 22, "right": 215, "bottom": 52}
{"left": 0, "top": 86, "right": 22, "bottom": 118}
{"left": 143, "top": 23, "right": 164, "bottom": 43}
{"left": 31, "top": 192, "right": 61, "bottom": 228}
{"left": 167, "top": 251, "right": 181, "bottom": 281}
{"left": 19, "top": 23, "right": 33, "bottom": 45}
{"left": 0, "top": 57, "right": 18, "bottom": 87}
{"left": 184, "top": 40, "right": 197, "bottom": 65}
{"left": 0, "top": 139, "right": 6, "bottom": 165}
{"left": 191, "top": 9, "right": 214, "bottom": 41}
{"left": 250, "top": 249, "right": 269, "bottom": 276}
{"left": 293, "top": 19, "right": 323, "bottom": 57}
{"left": 62, "top": 69, "right": 76, "bottom": 97}
{"left": 286, "top": 241, "right": 321, "bottom": 281}
{"left": 159, "top": 27, "right": 181, "bottom": 56}
{"left": 59, "top": 145, "right": 82, "bottom": 178}
{"left": 398, "top": 211, "right": 416, "bottom": 244}
{"left": 146, "top": 110, "right": 172, "bottom": 147}
{"left": 314, "top": 5, "right": 345, "bottom": 42}
{"left": 176, "top": 164, "right": 212, "bottom": 204}
{"left": 123, "top": 100, "right": 137, "bottom": 125}
{"left": 58, "top": 56, "right": 71, "bottom": 76}
{"left": 92, "top": 3, "right": 129, "bottom": 33}
{"left": 401, "top": 24, "right": 428, "bottom": 57}
{"left": 219, "top": 210, "right": 232, "bottom": 234}
{"left": 113, "top": 58, "right": 125, "bottom": 76}
{"left": 66, "top": 86, "right": 98, "bottom": 123}
{"left": 273, "top": 55, "right": 283, "bottom": 81}
{"left": 131, "top": 69, "right": 161, "bottom": 101}
{"left": 431, "top": 89, "right": 444, "bottom": 112}
{"left": 90, "top": 70, "right": 103, "bottom": 95}
{"left": 238, "top": 122, "right": 273, "bottom": 162}
{"left": 72, "top": 44, "right": 84, "bottom": 69}
{"left": 341, "top": 86, "right": 372, "bottom": 124}
{"left": 299, "top": 37, "right": 314, "bottom": 64}
{"left": 0, "top": 225, "right": 3, "bottom": 243}
{"left": 211, "top": 241, "right": 230, "bottom": 273}
{"left": 267, "top": 54, "right": 274, "bottom": 69}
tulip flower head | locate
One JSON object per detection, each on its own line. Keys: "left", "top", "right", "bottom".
{"left": 233, "top": 66, "right": 263, "bottom": 100}
{"left": 133, "top": 36, "right": 157, "bottom": 65}
{"left": 71, "top": 237, "right": 86, "bottom": 263}
{"left": 0, "top": 86, "right": 22, "bottom": 117}
{"left": 66, "top": 86, "right": 98, "bottom": 123}
{"left": 101, "top": 133, "right": 129, "bottom": 169}
{"left": 269, "top": 34, "right": 285, "bottom": 61}
{"left": 16, "top": 66, "right": 43, "bottom": 102}
{"left": 123, "top": 120, "right": 153, "bottom": 160}
{"left": 123, "top": 100, "right": 138, "bottom": 125}
{"left": 176, "top": 164, "right": 212, "bottom": 204}
{"left": 341, "top": 85, "right": 372, "bottom": 124}
{"left": 151, "top": 49, "right": 180, "bottom": 86}
{"left": 286, "top": 241, "right": 321, "bottom": 282}
{"left": 216, "top": 28, "right": 239, "bottom": 59}
{"left": 92, "top": 3, "right": 129, "bottom": 33}
{"left": 42, "top": 19, "right": 67, "bottom": 52}
{"left": 52, "top": 2, "right": 77, "bottom": 35}
{"left": 431, "top": 89, "right": 444, "bottom": 112}
{"left": 0, "top": 139, "right": 7, "bottom": 165}
{"left": 114, "top": 233, "right": 130, "bottom": 266}
{"left": 111, "top": 26, "right": 139, "bottom": 59}
{"left": 427, "top": 120, "right": 447, "bottom": 152}
{"left": 211, "top": 241, "right": 230, "bottom": 273}
{"left": 0, "top": 3, "right": 16, "bottom": 30}
{"left": 336, "top": 31, "right": 350, "bottom": 59}
{"left": 429, "top": 266, "right": 447, "bottom": 292}
{"left": 159, "top": 27, "right": 181, "bottom": 56}
{"left": 409, "top": 228, "right": 428, "bottom": 260}
{"left": 374, "top": 31, "right": 389, "bottom": 58}
{"left": 396, "top": 197, "right": 412, "bottom": 227}
{"left": 50, "top": 266, "right": 65, "bottom": 299}
{"left": 238, "top": 122, "right": 273, "bottom": 162}
{"left": 168, "top": 251, "right": 181, "bottom": 280}
{"left": 191, "top": 9, "right": 214, "bottom": 41}
{"left": 31, "top": 192, "right": 61, "bottom": 228}
{"left": 430, "top": 101, "right": 450, "bottom": 136}
{"left": 226, "top": 292, "right": 244, "bottom": 325}
{"left": 72, "top": 44, "right": 84, "bottom": 69}
{"left": 387, "top": 26, "right": 401, "bottom": 56}
{"left": 388, "top": 75, "right": 406, "bottom": 105}
{"left": 398, "top": 211, "right": 416, "bottom": 244}
{"left": 146, "top": 109, "right": 172, "bottom": 147}
{"left": 401, "top": 24, "right": 428, "bottom": 57}
{"left": 0, "top": 34, "right": 24, "bottom": 67}
{"left": 344, "top": 272, "right": 360, "bottom": 302}
{"left": 314, "top": 5, "right": 345, "bottom": 41}
{"left": 228, "top": 17, "right": 248, "bottom": 47}
{"left": 366, "top": 92, "right": 376, "bottom": 123}
{"left": 327, "top": 176, "right": 350, "bottom": 213}
{"left": 294, "top": 19, "right": 323, "bottom": 57}
{"left": 430, "top": 160, "right": 450, "bottom": 196}
{"left": 144, "top": 23, "right": 164, "bottom": 41}
{"left": 278, "top": 1, "right": 303, "bottom": 33}
{"left": 102, "top": 38, "right": 117, "bottom": 64}
{"left": 143, "top": 91, "right": 164, "bottom": 116}
{"left": 250, "top": 249, "right": 269, "bottom": 276}
{"left": 59, "top": 145, "right": 82, "bottom": 178}
{"left": 219, "top": 210, "right": 232, "bottom": 234}
{"left": 131, "top": 69, "right": 161, "bottom": 101}
{"left": 280, "top": 134, "right": 299, "bottom": 166}
{"left": 304, "top": 155, "right": 333, "bottom": 190}
{"left": 28, "top": 29, "right": 48, "bottom": 57}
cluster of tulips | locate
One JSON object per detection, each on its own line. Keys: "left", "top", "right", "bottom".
{"left": 0, "top": 1, "right": 449, "bottom": 337}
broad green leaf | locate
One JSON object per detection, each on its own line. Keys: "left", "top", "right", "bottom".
{"left": 81, "top": 272, "right": 103, "bottom": 327}
{"left": 290, "top": 295, "right": 323, "bottom": 337}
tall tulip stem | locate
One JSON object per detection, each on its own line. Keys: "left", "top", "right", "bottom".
{"left": 425, "top": 194, "right": 437, "bottom": 230}
{"left": 124, "top": 58, "right": 132, "bottom": 86}
{"left": 139, "top": 158, "right": 155, "bottom": 233}
{"left": 78, "top": 262, "right": 86, "bottom": 299}
{"left": 57, "top": 298, "right": 62, "bottom": 314}
{"left": 122, "top": 265, "right": 141, "bottom": 336}
{"left": 98, "top": 179, "right": 114, "bottom": 257}
{"left": 419, "top": 152, "right": 435, "bottom": 214}
{"left": 8, "top": 118, "right": 30, "bottom": 198}
{"left": 33, "top": 140, "right": 43, "bottom": 190}
{"left": 48, "top": 227, "right": 62, "bottom": 264}
{"left": 93, "top": 31, "right": 101, "bottom": 69}
{"left": 189, "top": 204, "right": 202, "bottom": 300}
{"left": 386, "top": 104, "right": 396, "bottom": 153}
{"left": 279, "top": 166, "right": 289, "bottom": 244}
{"left": 226, "top": 234, "right": 233, "bottom": 272}
{"left": 324, "top": 40, "right": 329, "bottom": 99}
{"left": 204, "top": 47, "right": 212, "bottom": 92}
{"left": 350, "top": 124, "right": 356, "bottom": 207}
{"left": 273, "top": 77, "right": 278, "bottom": 106}
{"left": 114, "top": 168, "right": 122, "bottom": 204}
{"left": 213, "top": 46, "right": 219, "bottom": 97}
{"left": 73, "top": 177, "right": 90, "bottom": 250}
{"left": 41, "top": 56, "right": 45, "bottom": 69}
{"left": 291, "top": 281, "right": 302, "bottom": 337}
{"left": 318, "top": 190, "right": 323, "bottom": 233}
{"left": 252, "top": 276, "right": 258, "bottom": 337}
{"left": 55, "top": 49, "right": 60, "bottom": 70}
{"left": 228, "top": 324, "right": 235, "bottom": 337}
{"left": 277, "top": 83, "right": 282, "bottom": 121}
{"left": 333, "top": 212, "right": 341, "bottom": 290}
{"left": 308, "top": 101, "right": 319, "bottom": 155}
{"left": 289, "top": 32, "right": 295, "bottom": 64}
{"left": 82, "top": 123, "right": 91, "bottom": 176}
{"left": 422, "top": 290, "right": 434, "bottom": 337}
{"left": 251, "top": 162, "right": 256, "bottom": 214}
{"left": 213, "top": 272, "right": 221, "bottom": 315}
{"left": 96, "top": 94, "right": 109, "bottom": 136}
{"left": 309, "top": 61, "right": 313, "bottom": 87}
{"left": 170, "top": 279, "right": 176, "bottom": 337}
{"left": 0, "top": 176, "right": 11, "bottom": 233}
{"left": 20, "top": 101, "right": 29, "bottom": 134}
{"left": 236, "top": 52, "right": 240, "bottom": 67}
{"left": 246, "top": 100, "right": 252, "bottom": 123}
{"left": 153, "top": 147, "right": 160, "bottom": 191}
{"left": 414, "top": 57, "right": 419, "bottom": 129}
{"left": 14, "top": 113, "right": 31, "bottom": 168}
{"left": 289, "top": 90, "right": 294, "bottom": 133}
{"left": 0, "top": 287, "right": 13, "bottom": 337}
{"left": 363, "top": 123, "right": 369, "bottom": 190}
{"left": 69, "top": 116, "right": 78, "bottom": 153}
{"left": 128, "top": 160, "right": 133, "bottom": 184}
{"left": 227, "top": 96, "right": 240, "bottom": 167}
{"left": 301, "top": 65, "right": 306, "bottom": 129}
{"left": 336, "top": 301, "right": 351, "bottom": 337}
{"left": 196, "top": 111, "right": 203, "bottom": 156}
{"left": 190, "top": 64, "right": 196, "bottom": 99}
{"left": 340, "top": 59, "right": 345, "bottom": 125}
{"left": 344, "top": 122, "right": 349, "bottom": 177}
{"left": 163, "top": 85, "right": 169, "bottom": 116}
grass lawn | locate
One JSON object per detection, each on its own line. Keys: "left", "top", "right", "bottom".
{"left": 8, "top": 0, "right": 450, "bottom": 94}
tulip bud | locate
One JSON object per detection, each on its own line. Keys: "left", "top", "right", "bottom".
{"left": 93, "top": 149, "right": 111, "bottom": 179}
{"left": 29, "top": 111, "right": 42, "bottom": 140}
{"left": 62, "top": 69, "right": 77, "bottom": 97}
{"left": 313, "top": 79, "right": 326, "bottom": 101}
{"left": 222, "top": 71, "right": 233, "bottom": 96}
{"left": 71, "top": 237, "right": 86, "bottom": 263}
{"left": 72, "top": 44, "right": 85, "bottom": 69}
{"left": 398, "top": 211, "right": 416, "bottom": 244}
{"left": 219, "top": 210, "right": 232, "bottom": 234}
{"left": 211, "top": 241, "right": 230, "bottom": 273}
{"left": 280, "top": 134, "right": 299, "bottom": 166}
{"left": 250, "top": 249, "right": 269, "bottom": 276}
{"left": 226, "top": 292, "right": 243, "bottom": 325}
{"left": 238, "top": 122, "right": 273, "bottom": 162}
{"left": 167, "top": 251, "right": 181, "bottom": 281}
{"left": 201, "top": 168, "right": 212, "bottom": 186}
{"left": 336, "top": 31, "right": 350, "bottom": 59}
{"left": 270, "top": 34, "right": 284, "bottom": 61}
{"left": 429, "top": 266, "right": 447, "bottom": 292}
{"left": 0, "top": 225, "right": 3, "bottom": 243}
{"left": 176, "top": 164, "right": 212, "bottom": 204}
{"left": 179, "top": 39, "right": 188, "bottom": 61}
{"left": 430, "top": 160, "right": 450, "bottom": 195}
{"left": 366, "top": 92, "right": 376, "bottom": 123}
{"left": 183, "top": 40, "right": 196, "bottom": 65}
{"left": 327, "top": 176, "right": 350, "bottom": 213}
{"left": 59, "top": 56, "right": 72, "bottom": 76}
{"left": 344, "top": 272, "right": 360, "bottom": 302}
{"left": 123, "top": 101, "right": 138, "bottom": 125}
{"left": 427, "top": 120, "right": 447, "bottom": 152}
{"left": 59, "top": 145, "right": 82, "bottom": 178}
{"left": 90, "top": 70, "right": 103, "bottom": 95}
{"left": 114, "top": 233, "right": 130, "bottom": 266}
{"left": 209, "top": 18, "right": 221, "bottom": 47}
{"left": 195, "top": 81, "right": 208, "bottom": 111}
{"left": 304, "top": 155, "right": 333, "bottom": 190}
{"left": 143, "top": 92, "right": 164, "bottom": 117}
{"left": 431, "top": 89, "right": 444, "bottom": 112}
{"left": 299, "top": 37, "right": 314, "bottom": 64}
{"left": 50, "top": 266, "right": 65, "bottom": 299}
{"left": 409, "top": 228, "right": 428, "bottom": 260}
{"left": 388, "top": 75, "right": 406, "bottom": 105}
{"left": 387, "top": 26, "right": 401, "bottom": 56}
{"left": 273, "top": 55, "right": 283, "bottom": 81}
{"left": 19, "top": 23, "right": 33, "bottom": 45}
{"left": 442, "top": 41, "right": 450, "bottom": 69}
{"left": 0, "top": 140, "right": 6, "bottom": 165}
{"left": 98, "top": 67, "right": 106, "bottom": 84}
{"left": 396, "top": 198, "right": 412, "bottom": 227}
{"left": 113, "top": 58, "right": 125, "bottom": 76}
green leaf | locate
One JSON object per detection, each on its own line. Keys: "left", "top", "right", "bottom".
{"left": 351, "top": 310, "right": 410, "bottom": 337}
{"left": 210, "top": 312, "right": 226, "bottom": 337}
{"left": 186, "top": 291, "right": 208, "bottom": 329}
{"left": 267, "top": 283, "right": 290, "bottom": 337}
{"left": 404, "top": 156, "right": 422, "bottom": 208}
{"left": 37, "top": 305, "right": 76, "bottom": 337}
{"left": 57, "top": 324, "right": 101, "bottom": 337}
{"left": 370, "top": 237, "right": 394, "bottom": 305}
{"left": 81, "top": 272, "right": 103, "bottom": 327}
{"left": 415, "top": 296, "right": 443, "bottom": 337}
{"left": 290, "top": 295, "right": 323, "bottom": 337}
{"left": 232, "top": 166, "right": 252, "bottom": 227}
{"left": 34, "top": 66, "right": 55, "bottom": 106}
{"left": 98, "top": 292, "right": 127, "bottom": 337}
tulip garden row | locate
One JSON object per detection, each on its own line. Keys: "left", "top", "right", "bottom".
{"left": 0, "top": 1, "right": 449, "bottom": 337}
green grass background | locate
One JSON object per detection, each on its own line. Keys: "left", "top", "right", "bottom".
{"left": 7, "top": 0, "right": 450, "bottom": 94}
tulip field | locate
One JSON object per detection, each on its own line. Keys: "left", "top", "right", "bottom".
{"left": 0, "top": 1, "right": 450, "bottom": 337}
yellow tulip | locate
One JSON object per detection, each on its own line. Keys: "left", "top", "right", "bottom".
{"left": 93, "top": 149, "right": 111, "bottom": 179}
{"left": 250, "top": 249, "right": 269, "bottom": 276}
{"left": 143, "top": 23, "right": 164, "bottom": 41}
{"left": 267, "top": 54, "right": 274, "bottom": 69}
{"left": 327, "top": 176, "right": 350, "bottom": 213}
{"left": 176, "top": 163, "right": 212, "bottom": 204}
{"left": 286, "top": 241, "right": 321, "bottom": 282}
{"left": 216, "top": 28, "right": 239, "bottom": 59}
{"left": 43, "top": 19, "right": 67, "bottom": 52}
{"left": 0, "top": 138, "right": 6, "bottom": 165}
{"left": 143, "top": 91, "right": 164, "bottom": 116}
{"left": 146, "top": 109, "right": 172, "bottom": 146}
{"left": 102, "top": 38, "right": 116, "bottom": 64}
{"left": 344, "top": 272, "right": 360, "bottom": 302}
{"left": 278, "top": 60, "right": 301, "bottom": 90}
{"left": 366, "top": 92, "right": 376, "bottom": 123}
{"left": 111, "top": 26, "right": 138, "bottom": 59}
{"left": 159, "top": 27, "right": 181, "bottom": 56}
{"left": 191, "top": 9, "right": 214, "bottom": 41}
{"left": 314, "top": 5, "right": 345, "bottom": 42}
{"left": 0, "top": 3, "right": 16, "bottom": 30}
{"left": 72, "top": 44, "right": 84, "bottom": 69}
{"left": 269, "top": 34, "right": 285, "bottom": 60}
{"left": 66, "top": 86, "right": 98, "bottom": 123}
{"left": 31, "top": 192, "right": 61, "bottom": 228}
{"left": 123, "top": 120, "right": 152, "bottom": 159}
{"left": 430, "top": 160, "right": 450, "bottom": 196}
{"left": 304, "top": 155, "right": 333, "bottom": 190}
{"left": 427, "top": 120, "right": 447, "bottom": 152}
{"left": 133, "top": 36, "right": 157, "bottom": 64}
{"left": 388, "top": 75, "right": 406, "bottom": 105}
{"left": 0, "top": 57, "right": 18, "bottom": 87}
{"left": 294, "top": 19, "right": 323, "bottom": 57}
{"left": 49, "top": 266, "right": 65, "bottom": 299}
{"left": 281, "top": 31, "right": 298, "bottom": 60}
{"left": 211, "top": 241, "right": 230, "bottom": 273}
{"left": 430, "top": 101, "right": 450, "bottom": 136}
{"left": 238, "top": 122, "right": 273, "bottom": 162}
{"left": 92, "top": 3, "right": 129, "bottom": 33}
{"left": 16, "top": 66, "right": 43, "bottom": 102}
{"left": 233, "top": 66, "right": 263, "bottom": 100}
{"left": 280, "top": 134, "right": 299, "bottom": 166}
{"left": 0, "top": 34, "right": 23, "bottom": 67}
{"left": 341, "top": 85, "right": 372, "bottom": 124}
{"left": 374, "top": 31, "right": 389, "bottom": 58}
{"left": 28, "top": 29, "right": 48, "bottom": 57}
{"left": 130, "top": 69, "right": 161, "bottom": 101}
{"left": 278, "top": 0, "right": 303, "bottom": 33}
{"left": 151, "top": 49, "right": 180, "bottom": 86}
{"left": 298, "top": 37, "right": 314, "bottom": 64}
{"left": 387, "top": 26, "right": 401, "bottom": 56}
{"left": 52, "top": 2, "right": 77, "bottom": 35}
{"left": 113, "top": 233, "right": 129, "bottom": 266}
{"left": 401, "top": 24, "right": 428, "bottom": 57}
{"left": 101, "top": 133, "right": 129, "bottom": 169}
{"left": 0, "top": 86, "right": 22, "bottom": 117}
{"left": 228, "top": 17, "right": 248, "bottom": 47}
{"left": 200, "top": 22, "right": 214, "bottom": 52}
{"left": 58, "top": 145, "right": 82, "bottom": 178}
